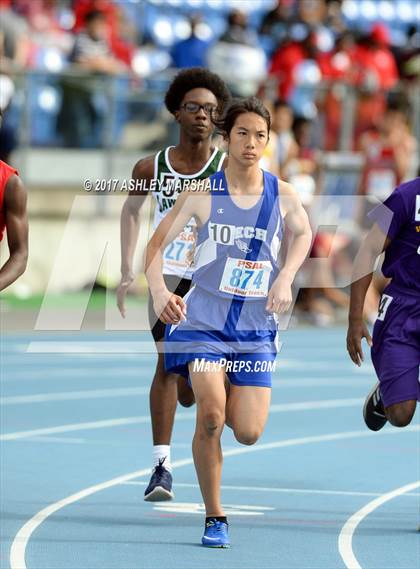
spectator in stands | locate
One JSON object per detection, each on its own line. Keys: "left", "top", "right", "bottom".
{"left": 324, "top": 0, "right": 346, "bottom": 35}
{"left": 220, "top": 9, "right": 259, "bottom": 47}
{"left": 284, "top": 116, "right": 319, "bottom": 204}
{"left": 16, "top": 0, "right": 74, "bottom": 68}
{"left": 171, "top": 16, "right": 210, "bottom": 69}
{"left": 208, "top": 9, "right": 266, "bottom": 96}
{"left": 0, "top": 75, "right": 17, "bottom": 162}
{"left": 297, "top": 230, "right": 352, "bottom": 327}
{"left": 271, "top": 99, "right": 298, "bottom": 178}
{"left": 356, "top": 98, "right": 417, "bottom": 319}
{"left": 395, "top": 24, "right": 420, "bottom": 83}
{"left": 357, "top": 99, "right": 418, "bottom": 206}
{"left": 57, "top": 9, "right": 127, "bottom": 147}
{"left": 268, "top": 28, "right": 325, "bottom": 103}
{"left": 259, "top": 0, "right": 293, "bottom": 43}
{"left": 297, "top": 0, "right": 328, "bottom": 27}
{"left": 352, "top": 24, "right": 399, "bottom": 140}
{"left": 71, "top": 9, "right": 125, "bottom": 74}
{"left": 0, "top": 0, "right": 30, "bottom": 71}
{"left": 320, "top": 30, "right": 357, "bottom": 150}
{"left": 73, "top": 0, "right": 135, "bottom": 65}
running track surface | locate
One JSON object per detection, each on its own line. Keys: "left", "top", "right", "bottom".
{"left": 1, "top": 328, "right": 419, "bottom": 569}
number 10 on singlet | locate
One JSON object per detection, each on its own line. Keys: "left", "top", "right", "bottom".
{"left": 219, "top": 258, "right": 272, "bottom": 298}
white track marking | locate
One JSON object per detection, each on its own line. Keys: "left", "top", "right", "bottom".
{"left": 23, "top": 341, "right": 353, "bottom": 355}
{"left": 25, "top": 343, "right": 371, "bottom": 372}
{"left": 25, "top": 436, "right": 87, "bottom": 444}
{"left": 270, "top": 398, "right": 363, "bottom": 412}
{"left": 1, "top": 398, "right": 364, "bottom": 441}
{"left": 10, "top": 427, "right": 420, "bottom": 569}
{"left": 1, "top": 372, "right": 370, "bottom": 387}
{"left": 0, "top": 415, "right": 168, "bottom": 442}
{"left": 121, "top": 481, "right": 420, "bottom": 498}
{"left": 2, "top": 368, "right": 150, "bottom": 382}
{"left": 338, "top": 480, "right": 420, "bottom": 569}
{"left": 152, "top": 502, "right": 275, "bottom": 516}
{"left": 27, "top": 341, "right": 161, "bottom": 354}
{"left": 0, "top": 387, "right": 150, "bottom": 405}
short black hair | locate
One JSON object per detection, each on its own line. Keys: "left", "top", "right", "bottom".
{"left": 164, "top": 67, "right": 231, "bottom": 115}
{"left": 214, "top": 96, "right": 271, "bottom": 137}
{"left": 292, "top": 116, "right": 311, "bottom": 131}
{"left": 85, "top": 9, "right": 106, "bottom": 24}
{"left": 273, "top": 98, "right": 291, "bottom": 111}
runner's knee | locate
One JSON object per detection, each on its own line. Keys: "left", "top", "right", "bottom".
{"left": 199, "top": 407, "right": 225, "bottom": 436}
{"left": 233, "top": 427, "right": 261, "bottom": 446}
{"left": 386, "top": 400, "right": 416, "bottom": 427}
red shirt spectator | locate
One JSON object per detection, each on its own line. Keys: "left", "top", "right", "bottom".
{"left": 73, "top": 0, "right": 134, "bottom": 65}
{"left": 353, "top": 25, "right": 398, "bottom": 91}
{"left": 269, "top": 32, "right": 330, "bottom": 101}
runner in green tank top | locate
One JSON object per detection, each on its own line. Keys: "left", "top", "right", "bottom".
{"left": 117, "top": 68, "right": 230, "bottom": 501}
{"left": 153, "top": 145, "right": 225, "bottom": 280}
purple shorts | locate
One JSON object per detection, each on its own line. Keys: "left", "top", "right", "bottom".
{"left": 371, "top": 282, "right": 420, "bottom": 408}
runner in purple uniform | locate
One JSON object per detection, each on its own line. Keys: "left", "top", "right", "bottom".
{"left": 347, "top": 177, "right": 420, "bottom": 430}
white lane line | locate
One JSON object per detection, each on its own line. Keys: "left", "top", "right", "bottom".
{"left": 0, "top": 387, "right": 150, "bottom": 405}
{"left": 25, "top": 436, "right": 87, "bottom": 444}
{"left": 24, "top": 341, "right": 350, "bottom": 355}
{"left": 0, "top": 416, "right": 164, "bottom": 442}
{"left": 25, "top": 343, "right": 371, "bottom": 371}
{"left": 10, "top": 426, "right": 420, "bottom": 569}
{"left": 338, "top": 480, "right": 420, "bottom": 569}
{"left": 0, "top": 398, "right": 363, "bottom": 441}
{"left": 27, "top": 342, "right": 159, "bottom": 354}
{"left": 270, "top": 398, "right": 363, "bottom": 413}
{"left": 120, "top": 481, "right": 420, "bottom": 498}
{"left": 2, "top": 368, "right": 149, "bottom": 382}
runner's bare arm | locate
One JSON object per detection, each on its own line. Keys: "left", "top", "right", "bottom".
{"left": 145, "top": 187, "right": 205, "bottom": 298}
{"left": 0, "top": 175, "right": 28, "bottom": 291}
{"left": 266, "top": 181, "right": 312, "bottom": 313}
{"left": 277, "top": 180, "right": 312, "bottom": 283}
{"left": 117, "top": 156, "right": 153, "bottom": 317}
{"left": 347, "top": 225, "right": 391, "bottom": 365}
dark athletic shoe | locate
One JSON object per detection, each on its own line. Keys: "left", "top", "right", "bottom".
{"left": 202, "top": 518, "right": 230, "bottom": 548}
{"left": 144, "top": 458, "right": 174, "bottom": 502}
{"left": 363, "top": 382, "right": 387, "bottom": 431}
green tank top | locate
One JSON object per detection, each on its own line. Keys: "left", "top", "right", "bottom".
{"left": 152, "top": 145, "right": 226, "bottom": 278}
{"left": 152, "top": 146, "right": 226, "bottom": 227}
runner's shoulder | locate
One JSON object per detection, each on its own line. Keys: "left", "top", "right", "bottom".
{"left": 277, "top": 178, "right": 298, "bottom": 198}
{"left": 130, "top": 154, "right": 157, "bottom": 196}
{"left": 4, "top": 173, "right": 26, "bottom": 207}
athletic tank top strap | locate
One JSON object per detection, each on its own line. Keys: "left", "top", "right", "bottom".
{"left": 194, "top": 169, "right": 283, "bottom": 301}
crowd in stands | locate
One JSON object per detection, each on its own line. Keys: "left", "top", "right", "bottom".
{"left": 0, "top": 0, "right": 418, "bottom": 150}
{"left": 0, "top": 0, "right": 418, "bottom": 324}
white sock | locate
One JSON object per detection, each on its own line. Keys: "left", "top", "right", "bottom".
{"left": 153, "top": 445, "right": 172, "bottom": 472}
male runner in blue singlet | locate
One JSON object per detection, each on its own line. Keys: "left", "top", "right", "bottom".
{"left": 145, "top": 97, "right": 312, "bottom": 547}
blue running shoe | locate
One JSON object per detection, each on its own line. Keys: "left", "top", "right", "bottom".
{"left": 202, "top": 518, "right": 230, "bottom": 548}
{"left": 144, "top": 458, "right": 174, "bottom": 502}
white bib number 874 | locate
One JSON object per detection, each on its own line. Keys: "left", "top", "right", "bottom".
{"left": 219, "top": 258, "right": 272, "bottom": 298}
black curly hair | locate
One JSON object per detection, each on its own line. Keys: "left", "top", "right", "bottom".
{"left": 213, "top": 96, "right": 271, "bottom": 137}
{"left": 164, "top": 67, "right": 231, "bottom": 115}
